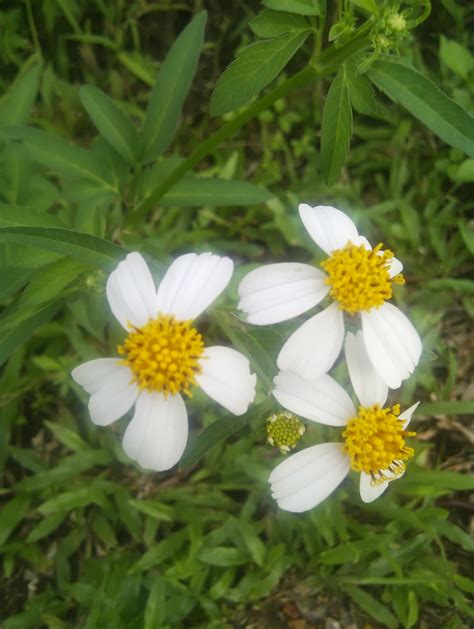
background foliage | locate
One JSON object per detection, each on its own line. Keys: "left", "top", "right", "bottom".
{"left": 0, "top": 1, "right": 473, "bottom": 627}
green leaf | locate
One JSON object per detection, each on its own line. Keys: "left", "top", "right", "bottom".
{"left": 44, "top": 420, "right": 88, "bottom": 452}
{"left": 0, "top": 65, "right": 42, "bottom": 127}
{"left": 0, "top": 267, "right": 32, "bottom": 300}
{"left": 181, "top": 400, "right": 272, "bottom": 467}
{"left": 0, "top": 495, "right": 30, "bottom": 545}
{"left": 142, "top": 11, "right": 207, "bottom": 162}
{"left": 262, "top": 0, "right": 321, "bottom": 16}
{"left": 440, "top": 36, "right": 474, "bottom": 81}
{"left": 418, "top": 400, "right": 474, "bottom": 416}
{"left": 0, "top": 204, "right": 64, "bottom": 228}
{"left": 211, "top": 30, "right": 309, "bottom": 116}
{"left": 423, "top": 278, "right": 474, "bottom": 294}
{"left": 144, "top": 578, "right": 166, "bottom": 629}
{"left": 38, "top": 486, "right": 109, "bottom": 514}
{"left": 344, "top": 585, "right": 398, "bottom": 629}
{"left": 321, "top": 66, "right": 353, "bottom": 184}
{"left": 249, "top": 10, "right": 309, "bottom": 38}
{"left": 128, "top": 530, "right": 187, "bottom": 574}
{"left": 19, "top": 258, "right": 87, "bottom": 307}
{"left": 346, "top": 72, "right": 377, "bottom": 115}
{"left": 452, "top": 159, "right": 474, "bottom": 183}
{"left": 80, "top": 86, "right": 141, "bottom": 165}
{"left": 0, "top": 226, "right": 125, "bottom": 270}
{"left": 0, "top": 301, "right": 58, "bottom": 368}
{"left": 26, "top": 513, "right": 67, "bottom": 543}
{"left": 161, "top": 177, "right": 272, "bottom": 207}
{"left": 3, "top": 126, "right": 116, "bottom": 190}
{"left": 368, "top": 57, "right": 474, "bottom": 158}
{"left": 198, "top": 546, "right": 249, "bottom": 567}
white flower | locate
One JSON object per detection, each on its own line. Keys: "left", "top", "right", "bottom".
{"left": 238, "top": 204, "right": 422, "bottom": 389}
{"left": 72, "top": 252, "right": 257, "bottom": 472}
{"left": 269, "top": 331, "right": 419, "bottom": 512}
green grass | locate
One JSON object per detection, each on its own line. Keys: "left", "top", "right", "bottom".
{"left": 1, "top": 1, "right": 473, "bottom": 627}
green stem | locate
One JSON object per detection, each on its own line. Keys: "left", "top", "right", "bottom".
{"left": 127, "top": 24, "right": 374, "bottom": 226}
{"left": 128, "top": 66, "right": 317, "bottom": 225}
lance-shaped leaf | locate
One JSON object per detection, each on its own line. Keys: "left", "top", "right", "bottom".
{"left": 3, "top": 126, "right": 117, "bottom": 191}
{"left": 0, "top": 64, "right": 42, "bottom": 127}
{"left": 0, "top": 227, "right": 125, "bottom": 270}
{"left": 142, "top": 11, "right": 207, "bottom": 163}
{"left": 320, "top": 66, "right": 353, "bottom": 184}
{"left": 368, "top": 57, "right": 474, "bottom": 158}
{"left": 211, "top": 30, "right": 309, "bottom": 116}
{"left": 80, "top": 86, "right": 141, "bottom": 165}
{"left": 249, "top": 10, "right": 309, "bottom": 38}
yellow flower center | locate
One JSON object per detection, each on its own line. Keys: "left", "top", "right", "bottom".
{"left": 117, "top": 314, "right": 205, "bottom": 397}
{"left": 342, "top": 404, "right": 416, "bottom": 484}
{"left": 321, "top": 242, "right": 404, "bottom": 315}
{"left": 266, "top": 411, "right": 305, "bottom": 454}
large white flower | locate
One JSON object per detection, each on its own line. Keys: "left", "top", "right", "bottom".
{"left": 72, "top": 252, "right": 257, "bottom": 472}
{"left": 238, "top": 204, "right": 422, "bottom": 389}
{"left": 269, "top": 331, "right": 419, "bottom": 512}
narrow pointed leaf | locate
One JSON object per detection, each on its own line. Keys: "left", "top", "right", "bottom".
{"left": 3, "top": 126, "right": 116, "bottom": 190}
{"left": 262, "top": 0, "right": 321, "bottom": 15}
{"left": 321, "top": 67, "right": 352, "bottom": 184}
{"left": 143, "top": 11, "right": 207, "bottom": 163}
{"left": 211, "top": 30, "right": 309, "bottom": 116}
{"left": 0, "top": 226, "right": 125, "bottom": 269}
{"left": 368, "top": 57, "right": 474, "bottom": 157}
{"left": 80, "top": 85, "right": 141, "bottom": 164}
{"left": 0, "top": 64, "right": 42, "bottom": 126}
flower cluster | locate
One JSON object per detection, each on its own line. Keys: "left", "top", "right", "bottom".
{"left": 72, "top": 204, "right": 421, "bottom": 511}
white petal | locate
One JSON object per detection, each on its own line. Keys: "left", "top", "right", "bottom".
{"left": 399, "top": 401, "right": 420, "bottom": 428}
{"left": 156, "top": 253, "right": 233, "bottom": 320}
{"left": 273, "top": 371, "right": 354, "bottom": 426}
{"left": 237, "top": 263, "right": 329, "bottom": 325}
{"left": 106, "top": 252, "right": 157, "bottom": 330}
{"left": 359, "top": 473, "right": 389, "bottom": 503}
{"left": 361, "top": 303, "right": 422, "bottom": 389}
{"left": 269, "top": 443, "right": 350, "bottom": 513}
{"left": 277, "top": 302, "right": 345, "bottom": 379}
{"left": 72, "top": 358, "right": 138, "bottom": 426}
{"left": 387, "top": 256, "right": 403, "bottom": 278}
{"left": 196, "top": 346, "right": 257, "bottom": 415}
{"left": 298, "top": 204, "right": 359, "bottom": 255}
{"left": 122, "top": 391, "right": 188, "bottom": 471}
{"left": 72, "top": 358, "right": 124, "bottom": 395}
{"left": 344, "top": 331, "right": 388, "bottom": 407}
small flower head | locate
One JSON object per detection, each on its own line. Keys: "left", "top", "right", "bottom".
{"left": 117, "top": 315, "right": 205, "bottom": 397}
{"left": 386, "top": 12, "right": 407, "bottom": 33}
{"left": 343, "top": 403, "right": 416, "bottom": 484}
{"left": 321, "top": 242, "right": 405, "bottom": 315}
{"left": 266, "top": 411, "right": 305, "bottom": 453}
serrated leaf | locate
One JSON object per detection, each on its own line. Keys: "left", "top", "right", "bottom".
{"left": 368, "top": 57, "right": 474, "bottom": 157}
{"left": 143, "top": 11, "right": 207, "bottom": 162}
{"left": 262, "top": 0, "right": 320, "bottom": 16}
{"left": 249, "top": 10, "right": 309, "bottom": 38}
{"left": 44, "top": 420, "right": 88, "bottom": 452}
{"left": 0, "top": 65, "right": 42, "bottom": 126}
{"left": 198, "top": 546, "right": 249, "bottom": 566}
{"left": 128, "top": 530, "right": 187, "bottom": 574}
{"left": 211, "top": 30, "right": 309, "bottom": 116}
{"left": 321, "top": 66, "right": 353, "bottom": 184}
{"left": 0, "top": 226, "right": 125, "bottom": 270}
{"left": 80, "top": 85, "right": 141, "bottom": 164}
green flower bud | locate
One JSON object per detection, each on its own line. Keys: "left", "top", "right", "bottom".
{"left": 266, "top": 411, "right": 305, "bottom": 454}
